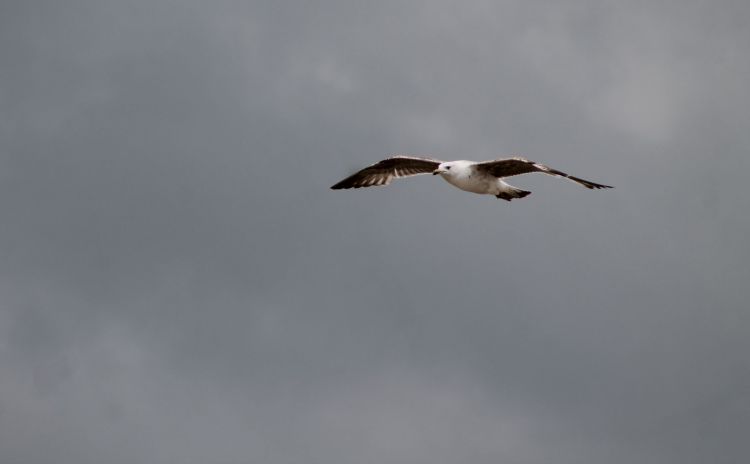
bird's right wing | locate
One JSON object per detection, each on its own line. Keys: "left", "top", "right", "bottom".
{"left": 331, "top": 156, "right": 442, "bottom": 189}
{"left": 475, "top": 157, "right": 613, "bottom": 189}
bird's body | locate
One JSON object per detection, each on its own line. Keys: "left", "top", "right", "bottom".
{"left": 331, "top": 155, "right": 612, "bottom": 201}
{"left": 435, "top": 160, "right": 515, "bottom": 196}
{"left": 436, "top": 160, "right": 485, "bottom": 193}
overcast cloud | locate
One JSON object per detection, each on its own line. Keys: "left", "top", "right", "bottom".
{"left": 1, "top": 1, "right": 749, "bottom": 463}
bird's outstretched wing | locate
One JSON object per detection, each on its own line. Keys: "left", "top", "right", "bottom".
{"left": 474, "top": 157, "right": 613, "bottom": 189}
{"left": 331, "top": 156, "right": 442, "bottom": 189}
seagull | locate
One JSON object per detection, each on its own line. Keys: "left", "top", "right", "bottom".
{"left": 331, "top": 155, "right": 612, "bottom": 201}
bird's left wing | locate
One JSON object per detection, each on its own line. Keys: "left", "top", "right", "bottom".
{"left": 474, "top": 157, "right": 613, "bottom": 189}
{"left": 331, "top": 156, "right": 442, "bottom": 189}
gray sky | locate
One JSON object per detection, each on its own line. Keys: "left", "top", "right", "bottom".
{"left": 1, "top": 1, "right": 749, "bottom": 463}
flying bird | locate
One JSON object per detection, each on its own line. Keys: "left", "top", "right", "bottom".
{"left": 331, "top": 156, "right": 612, "bottom": 201}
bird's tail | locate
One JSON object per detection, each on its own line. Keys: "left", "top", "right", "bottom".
{"left": 496, "top": 187, "right": 531, "bottom": 201}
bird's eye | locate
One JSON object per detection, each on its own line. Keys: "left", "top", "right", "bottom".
{"left": 446, "top": 166, "right": 451, "bottom": 170}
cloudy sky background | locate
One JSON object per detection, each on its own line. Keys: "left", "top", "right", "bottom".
{"left": 1, "top": 1, "right": 749, "bottom": 463}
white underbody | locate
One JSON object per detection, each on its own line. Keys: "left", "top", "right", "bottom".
{"left": 437, "top": 161, "right": 517, "bottom": 196}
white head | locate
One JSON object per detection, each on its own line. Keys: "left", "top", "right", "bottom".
{"left": 433, "top": 161, "right": 468, "bottom": 177}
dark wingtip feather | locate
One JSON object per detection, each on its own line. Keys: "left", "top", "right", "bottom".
{"left": 589, "top": 183, "right": 614, "bottom": 189}
{"left": 568, "top": 176, "right": 614, "bottom": 189}
{"left": 330, "top": 175, "right": 359, "bottom": 190}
